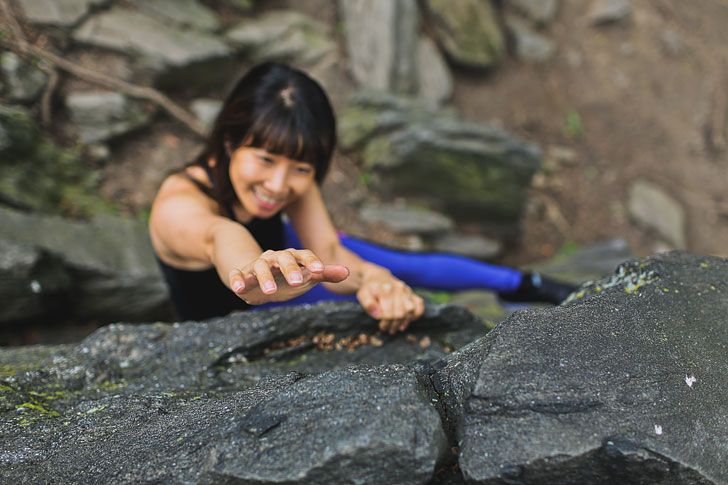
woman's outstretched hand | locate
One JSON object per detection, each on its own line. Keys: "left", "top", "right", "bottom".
{"left": 229, "top": 249, "right": 349, "bottom": 305}
{"left": 357, "top": 274, "right": 424, "bottom": 334}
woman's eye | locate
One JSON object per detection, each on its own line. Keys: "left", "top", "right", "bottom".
{"left": 258, "top": 156, "right": 274, "bottom": 164}
{"left": 296, "top": 166, "right": 313, "bottom": 174}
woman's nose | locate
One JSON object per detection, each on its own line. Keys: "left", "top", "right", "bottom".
{"left": 264, "top": 165, "right": 288, "bottom": 193}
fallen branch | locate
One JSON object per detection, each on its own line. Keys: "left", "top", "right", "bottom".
{"left": 0, "top": 0, "right": 207, "bottom": 138}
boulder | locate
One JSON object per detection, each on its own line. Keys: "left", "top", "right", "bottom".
{"left": 0, "top": 205, "right": 170, "bottom": 324}
{"left": 15, "top": 0, "right": 106, "bottom": 27}
{"left": 435, "top": 251, "right": 728, "bottom": 484}
{"left": 129, "top": 0, "right": 220, "bottom": 32}
{"left": 0, "top": 301, "right": 485, "bottom": 483}
{"left": 628, "top": 179, "right": 687, "bottom": 249}
{"left": 423, "top": 0, "right": 506, "bottom": 69}
{"left": 225, "top": 10, "right": 336, "bottom": 66}
{"left": 338, "top": 0, "right": 419, "bottom": 94}
{"left": 65, "top": 90, "right": 151, "bottom": 144}
{"left": 72, "top": 6, "right": 233, "bottom": 89}
{"left": 588, "top": 0, "right": 632, "bottom": 25}
{"left": 1, "top": 252, "right": 726, "bottom": 483}
{"left": 0, "top": 52, "right": 48, "bottom": 103}
{"left": 508, "top": 0, "right": 560, "bottom": 26}
{"left": 339, "top": 91, "right": 541, "bottom": 229}
{"left": 505, "top": 15, "right": 557, "bottom": 64}
{"left": 415, "top": 36, "right": 453, "bottom": 106}
{"left": 0, "top": 239, "right": 72, "bottom": 324}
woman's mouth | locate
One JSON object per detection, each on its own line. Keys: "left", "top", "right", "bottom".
{"left": 253, "top": 188, "right": 286, "bottom": 210}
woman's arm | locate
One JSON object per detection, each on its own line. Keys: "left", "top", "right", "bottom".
{"left": 149, "top": 174, "right": 348, "bottom": 305}
{"left": 287, "top": 185, "right": 424, "bottom": 332}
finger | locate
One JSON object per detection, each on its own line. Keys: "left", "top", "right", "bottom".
{"left": 275, "top": 250, "right": 304, "bottom": 286}
{"left": 320, "top": 265, "right": 350, "bottom": 283}
{"left": 400, "top": 295, "right": 425, "bottom": 331}
{"left": 229, "top": 269, "right": 245, "bottom": 294}
{"left": 253, "top": 258, "right": 277, "bottom": 294}
{"left": 378, "top": 282, "right": 395, "bottom": 323}
{"left": 358, "top": 286, "right": 382, "bottom": 319}
{"left": 290, "top": 249, "right": 325, "bottom": 274}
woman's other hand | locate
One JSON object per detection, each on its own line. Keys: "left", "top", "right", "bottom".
{"left": 228, "top": 249, "right": 349, "bottom": 304}
{"left": 357, "top": 274, "right": 424, "bottom": 334}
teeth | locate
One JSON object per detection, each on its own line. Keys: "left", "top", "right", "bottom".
{"left": 255, "top": 188, "right": 283, "bottom": 205}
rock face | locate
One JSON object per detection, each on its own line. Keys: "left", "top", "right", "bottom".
{"left": 0, "top": 302, "right": 485, "bottom": 484}
{"left": 1, "top": 252, "right": 727, "bottom": 484}
{"left": 436, "top": 251, "right": 727, "bottom": 484}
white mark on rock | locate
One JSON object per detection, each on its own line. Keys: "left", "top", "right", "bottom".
{"left": 654, "top": 424, "right": 663, "bottom": 435}
{"left": 685, "top": 375, "right": 696, "bottom": 388}
{"left": 30, "top": 280, "right": 42, "bottom": 293}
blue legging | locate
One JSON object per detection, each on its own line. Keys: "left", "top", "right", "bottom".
{"left": 253, "top": 222, "right": 522, "bottom": 310}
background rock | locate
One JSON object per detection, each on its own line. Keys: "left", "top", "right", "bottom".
{"left": 423, "top": 0, "right": 505, "bottom": 69}
{"left": 72, "top": 5, "right": 233, "bottom": 89}
{"left": 338, "top": 0, "right": 419, "bottom": 94}
{"left": 339, "top": 91, "right": 541, "bottom": 231}
{"left": 15, "top": 0, "right": 106, "bottom": 27}
{"left": 628, "top": 179, "right": 686, "bottom": 250}
{"left": 0, "top": 52, "right": 48, "bottom": 103}
{"left": 0, "top": 206, "right": 170, "bottom": 324}
{"left": 65, "top": 90, "right": 150, "bottom": 144}
{"left": 508, "top": 0, "right": 560, "bottom": 25}
{"left": 225, "top": 10, "right": 335, "bottom": 66}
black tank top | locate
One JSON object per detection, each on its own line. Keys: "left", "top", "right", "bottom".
{"left": 154, "top": 166, "right": 286, "bottom": 321}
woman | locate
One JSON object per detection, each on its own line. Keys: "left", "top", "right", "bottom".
{"left": 149, "top": 63, "right": 575, "bottom": 332}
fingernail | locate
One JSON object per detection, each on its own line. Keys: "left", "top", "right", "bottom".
{"left": 263, "top": 281, "right": 277, "bottom": 293}
{"left": 232, "top": 281, "right": 244, "bottom": 293}
{"left": 399, "top": 324, "right": 407, "bottom": 331}
{"left": 310, "top": 261, "right": 324, "bottom": 271}
{"left": 289, "top": 271, "right": 303, "bottom": 284}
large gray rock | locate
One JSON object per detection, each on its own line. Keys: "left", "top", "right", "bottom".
{"left": 72, "top": 6, "right": 233, "bottom": 89}
{"left": 339, "top": 92, "right": 541, "bottom": 228}
{"left": 0, "top": 302, "right": 483, "bottom": 484}
{"left": 16, "top": 0, "right": 106, "bottom": 27}
{"left": 0, "top": 52, "right": 48, "bottom": 103}
{"left": 200, "top": 366, "right": 448, "bottom": 484}
{"left": 436, "top": 251, "right": 728, "bottom": 484}
{"left": 423, "top": 0, "right": 505, "bottom": 69}
{"left": 415, "top": 36, "right": 454, "bottom": 106}
{"left": 0, "top": 239, "right": 72, "bottom": 324}
{"left": 65, "top": 90, "right": 151, "bottom": 144}
{"left": 508, "top": 0, "right": 560, "bottom": 25}
{"left": 225, "top": 10, "right": 336, "bottom": 66}
{"left": 129, "top": 0, "right": 220, "bottom": 32}
{"left": 339, "top": 0, "right": 419, "bottom": 94}
{"left": 628, "top": 179, "right": 687, "bottom": 249}
{"left": 0, "top": 205, "right": 170, "bottom": 324}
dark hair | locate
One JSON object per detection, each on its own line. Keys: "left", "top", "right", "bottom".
{"left": 191, "top": 62, "right": 337, "bottom": 212}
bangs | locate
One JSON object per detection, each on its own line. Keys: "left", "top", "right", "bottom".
{"left": 243, "top": 107, "right": 330, "bottom": 171}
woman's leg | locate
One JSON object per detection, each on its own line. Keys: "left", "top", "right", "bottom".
{"left": 253, "top": 223, "right": 573, "bottom": 311}
{"left": 338, "top": 234, "right": 522, "bottom": 292}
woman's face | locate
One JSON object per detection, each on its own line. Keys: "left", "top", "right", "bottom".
{"left": 228, "top": 146, "right": 316, "bottom": 219}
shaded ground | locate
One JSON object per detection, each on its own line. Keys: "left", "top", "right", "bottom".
{"left": 100, "top": 0, "right": 728, "bottom": 268}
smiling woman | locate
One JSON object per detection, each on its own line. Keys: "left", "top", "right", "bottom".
{"left": 149, "top": 62, "right": 575, "bottom": 328}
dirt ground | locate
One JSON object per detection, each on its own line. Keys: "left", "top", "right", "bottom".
{"left": 99, "top": 0, "right": 728, "bottom": 267}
